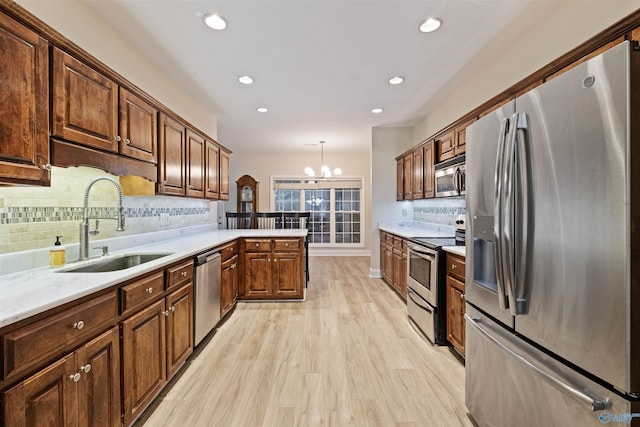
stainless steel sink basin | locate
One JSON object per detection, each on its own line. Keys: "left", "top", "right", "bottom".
{"left": 59, "top": 253, "right": 173, "bottom": 273}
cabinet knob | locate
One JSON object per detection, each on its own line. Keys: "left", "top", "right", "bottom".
{"left": 164, "top": 310, "right": 170, "bottom": 316}
{"left": 170, "top": 306, "right": 176, "bottom": 312}
{"left": 73, "top": 321, "right": 85, "bottom": 330}
{"left": 256, "top": 243, "right": 259, "bottom": 247}
{"left": 69, "top": 373, "right": 81, "bottom": 382}
{"left": 146, "top": 287, "right": 153, "bottom": 294}
{"left": 80, "top": 364, "right": 92, "bottom": 374}
{"left": 451, "top": 265, "right": 456, "bottom": 270}
{"left": 114, "top": 135, "right": 121, "bottom": 142}
{"left": 124, "top": 138, "right": 131, "bottom": 145}
{"left": 181, "top": 271, "right": 187, "bottom": 277}
{"left": 285, "top": 243, "right": 289, "bottom": 247}
{"left": 42, "top": 163, "right": 52, "bottom": 171}
{"left": 460, "top": 293, "right": 464, "bottom": 300}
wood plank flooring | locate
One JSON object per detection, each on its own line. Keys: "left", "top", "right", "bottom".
{"left": 139, "top": 257, "right": 474, "bottom": 427}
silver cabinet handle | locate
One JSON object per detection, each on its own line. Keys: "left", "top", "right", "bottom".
{"left": 114, "top": 136, "right": 121, "bottom": 142}
{"left": 164, "top": 310, "right": 170, "bottom": 316}
{"left": 465, "top": 314, "right": 610, "bottom": 411}
{"left": 80, "top": 364, "right": 91, "bottom": 373}
{"left": 181, "top": 271, "right": 187, "bottom": 277}
{"left": 170, "top": 306, "right": 176, "bottom": 312}
{"left": 73, "top": 321, "right": 85, "bottom": 330}
{"left": 42, "top": 163, "right": 52, "bottom": 170}
{"left": 69, "top": 373, "right": 81, "bottom": 382}
{"left": 255, "top": 243, "right": 259, "bottom": 247}
{"left": 451, "top": 264, "right": 456, "bottom": 270}
{"left": 146, "top": 287, "right": 153, "bottom": 294}
{"left": 125, "top": 138, "right": 131, "bottom": 145}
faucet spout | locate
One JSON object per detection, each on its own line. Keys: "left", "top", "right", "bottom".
{"left": 79, "top": 176, "right": 126, "bottom": 261}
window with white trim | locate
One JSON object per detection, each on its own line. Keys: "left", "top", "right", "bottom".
{"left": 272, "top": 177, "right": 364, "bottom": 246}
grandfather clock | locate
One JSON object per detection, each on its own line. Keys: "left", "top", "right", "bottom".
{"left": 236, "top": 175, "right": 259, "bottom": 213}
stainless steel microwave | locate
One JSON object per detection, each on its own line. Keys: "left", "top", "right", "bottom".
{"left": 434, "top": 155, "right": 465, "bottom": 197}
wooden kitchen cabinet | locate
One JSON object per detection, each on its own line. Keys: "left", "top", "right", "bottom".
{"left": 423, "top": 140, "right": 435, "bottom": 198}
{"left": 392, "top": 236, "right": 407, "bottom": 299}
{"left": 205, "top": 139, "right": 220, "bottom": 199}
{"left": 412, "top": 146, "right": 424, "bottom": 199}
{"left": 221, "top": 240, "right": 239, "bottom": 317}
{"left": 403, "top": 153, "right": 413, "bottom": 200}
{"left": 165, "top": 284, "right": 193, "bottom": 378}
{"left": 186, "top": 129, "right": 205, "bottom": 198}
{"left": 240, "top": 238, "right": 304, "bottom": 300}
{"left": 446, "top": 253, "right": 466, "bottom": 356}
{"left": 0, "top": 12, "right": 50, "bottom": 186}
{"left": 219, "top": 148, "right": 231, "bottom": 200}
{"left": 396, "top": 158, "right": 404, "bottom": 201}
{"left": 4, "top": 327, "right": 121, "bottom": 427}
{"left": 435, "top": 130, "right": 455, "bottom": 163}
{"left": 157, "top": 112, "right": 186, "bottom": 196}
{"left": 52, "top": 48, "right": 159, "bottom": 164}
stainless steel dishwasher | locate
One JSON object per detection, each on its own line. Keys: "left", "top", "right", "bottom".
{"left": 194, "top": 249, "right": 221, "bottom": 346}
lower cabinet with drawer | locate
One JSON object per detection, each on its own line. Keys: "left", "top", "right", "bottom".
{"left": 3, "top": 326, "right": 121, "bottom": 427}
{"left": 220, "top": 241, "right": 239, "bottom": 318}
{"left": 239, "top": 237, "right": 304, "bottom": 300}
{"left": 121, "top": 263, "right": 193, "bottom": 427}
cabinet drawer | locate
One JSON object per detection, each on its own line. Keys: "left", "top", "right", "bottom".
{"left": 2, "top": 291, "right": 117, "bottom": 380}
{"left": 167, "top": 260, "right": 194, "bottom": 289}
{"left": 120, "top": 272, "right": 165, "bottom": 315}
{"left": 393, "top": 236, "right": 404, "bottom": 250}
{"left": 244, "top": 239, "right": 271, "bottom": 252}
{"left": 385, "top": 233, "right": 394, "bottom": 244}
{"left": 447, "top": 254, "right": 466, "bottom": 280}
{"left": 273, "top": 239, "right": 300, "bottom": 252}
{"left": 220, "top": 241, "right": 238, "bottom": 261}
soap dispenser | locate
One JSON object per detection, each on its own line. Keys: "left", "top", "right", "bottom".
{"left": 50, "top": 236, "right": 66, "bottom": 268}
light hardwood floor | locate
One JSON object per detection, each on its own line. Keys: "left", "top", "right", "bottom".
{"left": 139, "top": 257, "right": 474, "bottom": 427}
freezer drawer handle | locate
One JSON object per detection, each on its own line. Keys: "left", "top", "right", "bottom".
{"left": 465, "top": 314, "right": 610, "bottom": 412}
{"left": 408, "top": 288, "right": 433, "bottom": 313}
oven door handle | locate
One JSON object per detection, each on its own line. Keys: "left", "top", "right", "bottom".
{"left": 408, "top": 288, "right": 433, "bottom": 313}
{"left": 407, "top": 243, "right": 437, "bottom": 259}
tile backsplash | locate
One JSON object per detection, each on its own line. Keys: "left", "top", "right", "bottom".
{"left": 0, "top": 166, "right": 217, "bottom": 254}
{"left": 413, "top": 197, "right": 465, "bottom": 226}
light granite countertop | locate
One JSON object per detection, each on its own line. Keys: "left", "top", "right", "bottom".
{"left": 443, "top": 246, "right": 466, "bottom": 257}
{"left": 378, "top": 221, "right": 455, "bottom": 239}
{"left": 0, "top": 228, "right": 306, "bottom": 329}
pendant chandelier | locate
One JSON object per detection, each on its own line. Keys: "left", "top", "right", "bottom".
{"left": 304, "top": 141, "right": 342, "bottom": 178}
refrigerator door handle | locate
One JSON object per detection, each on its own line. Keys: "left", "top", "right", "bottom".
{"left": 502, "top": 114, "right": 519, "bottom": 315}
{"left": 494, "top": 117, "right": 511, "bottom": 310}
{"left": 465, "top": 313, "right": 611, "bottom": 412}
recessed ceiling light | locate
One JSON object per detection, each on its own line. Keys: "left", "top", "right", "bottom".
{"left": 256, "top": 107, "right": 268, "bottom": 113}
{"left": 238, "top": 75, "right": 253, "bottom": 85}
{"left": 419, "top": 17, "right": 442, "bottom": 33}
{"left": 203, "top": 14, "right": 228, "bottom": 30}
{"left": 372, "top": 108, "right": 383, "bottom": 114}
{"left": 389, "top": 76, "right": 404, "bottom": 85}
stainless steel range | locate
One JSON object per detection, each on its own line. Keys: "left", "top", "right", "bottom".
{"left": 407, "top": 235, "right": 461, "bottom": 345}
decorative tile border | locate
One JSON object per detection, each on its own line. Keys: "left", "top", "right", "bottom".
{"left": 0, "top": 206, "right": 211, "bottom": 225}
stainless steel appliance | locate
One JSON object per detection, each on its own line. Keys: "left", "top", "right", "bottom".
{"left": 407, "top": 236, "right": 458, "bottom": 345}
{"left": 434, "top": 155, "right": 465, "bottom": 197}
{"left": 465, "top": 41, "right": 639, "bottom": 426}
{"left": 194, "top": 249, "right": 221, "bottom": 346}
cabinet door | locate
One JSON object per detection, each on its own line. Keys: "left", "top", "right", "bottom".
{"left": 412, "top": 146, "right": 424, "bottom": 199}
{"left": 219, "top": 149, "right": 230, "bottom": 200}
{"left": 166, "top": 284, "right": 193, "bottom": 379}
{"left": 3, "top": 353, "right": 78, "bottom": 427}
{"left": 221, "top": 254, "right": 238, "bottom": 317}
{"left": 205, "top": 140, "right": 220, "bottom": 200}
{"left": 52, "top": 47, "right": 118, "bottom": 152}
{"left": 447, "top": 276, "right": 466, "bottom": 355}
{"left": 403, "top": 153, "right": 413, "bottom": 200}
{"left": 423, "top": 140, "right": 435, "bottom": 198}
{"left": 396, "top": 159, "right": 404, "bottom": 201}
{"left": 119, "top": 88, "right": 158, "bottom": 163}
{"left": 435, "top": 130, "right": 455, "bottom": 163}
{"left": 157, "top": 113, "right": 186, "bottom": 196}
{"left": 273, "top": 252, "right": 302, "bottom": 298}
{"left": 122, "top": 299, "right": 166, "bottom": 427}
{"left": 242, "top": 252, "right": 272, "bottom": 298}
{"left": 401, "top": 249, "right": 408, "bottom": 300}
{"left": 76, "top": 327, "right": 121, "bottom": 427}
{"left": 185, "top": 129, "right": 205, "bottom": 198}
{"left": 0, "top": 13, "right": 50, "bottom": 185}
{"left": 383, "top": 244, "right": 393, "bottom": 284}
{"left": 392, "top": 248, "right": 403, "bottom": 295}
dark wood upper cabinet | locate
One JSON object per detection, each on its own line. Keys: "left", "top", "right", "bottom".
{"left": 424, "top": 140, "right": 435, "bottom": 198}
{"left": 396, "top": 158, "right": 404, "bottom": 201}
{"left": 119, "top": 88, "right": 158, "bottom": 163}
{"left": 219, "top": 149, "right": 230, "bottom": 200}
{"left": 0, "top": 12, "right": 50, "bottom": 186}
{"left": 412, "top": 146, "right": 424, "bottom": 199}
{"left": 435, "top": 130, "right": 455, "bottom": 163}
{"left": 52, "top": 47, "right": 119, "bottom": 153}
{"left": 185, "top": 129, "right": 205, "bottom": 198}
{"left": 403, "top": 153, "right": 413, "bottom": 200}
{"left": 157, "top": 113, "right": 186, "bottom": 196}
{"left": 205, "top": 140, "right": 220, "bottom": 199}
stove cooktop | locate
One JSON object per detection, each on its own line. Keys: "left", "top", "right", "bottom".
{"left": 409, "top": 237, "right": 462, "bottom": 249}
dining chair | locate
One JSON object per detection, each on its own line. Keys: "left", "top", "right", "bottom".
{"left": 226, "top": 212, "right": 253, "bottom": 229}
{"left": 254, "top": 212, "right": 283, "bottom": 229}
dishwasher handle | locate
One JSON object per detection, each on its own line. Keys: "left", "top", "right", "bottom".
{"left": 195, "top": 250, "right": 221, "bottom": 266}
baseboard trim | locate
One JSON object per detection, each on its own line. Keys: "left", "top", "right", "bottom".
{"left": 369, "top": 269, "right": 382, "bottom": 278}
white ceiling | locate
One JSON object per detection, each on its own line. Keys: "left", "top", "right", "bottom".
{"left": 83, "top": 0, "right": 530, "bottom": 153}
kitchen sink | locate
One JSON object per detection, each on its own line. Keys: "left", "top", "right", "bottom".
{"left": 59, "top": 253, "right": 173, "bottom": 273}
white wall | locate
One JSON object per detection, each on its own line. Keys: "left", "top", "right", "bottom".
{"left": 15, "top": 0, "right": 218, "bottom": 138}
{"left": 230, "top": 149, "right": 371, "bottom": 255}
{"left": 369, "top": 127, "right": 414, "bottom": 275}
{"left": 413, "top": 0, "right": 640, "bottom": 143}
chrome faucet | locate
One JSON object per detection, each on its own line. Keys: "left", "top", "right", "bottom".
{"left": 79, "top": 177, "right": 125, "bottom": 260}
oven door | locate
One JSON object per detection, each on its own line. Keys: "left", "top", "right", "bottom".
{"left": 407, "top": 243, "right": 438, "bottom": 307}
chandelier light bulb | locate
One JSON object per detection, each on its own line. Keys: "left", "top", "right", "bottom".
{"left": 333, "top": 168, "right": 342, "bottom": 176}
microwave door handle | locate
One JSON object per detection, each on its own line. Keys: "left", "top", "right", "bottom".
{"left": 494, "top": 118, "right": 510, "bottom": 310}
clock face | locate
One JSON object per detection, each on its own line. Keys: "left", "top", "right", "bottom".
{"left": 241, "top": 186, "right": 253, "bottom": 202}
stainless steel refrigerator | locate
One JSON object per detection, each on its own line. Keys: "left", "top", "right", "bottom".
{"left": 465, "top": 40, "right": 640, "bottom": 426}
